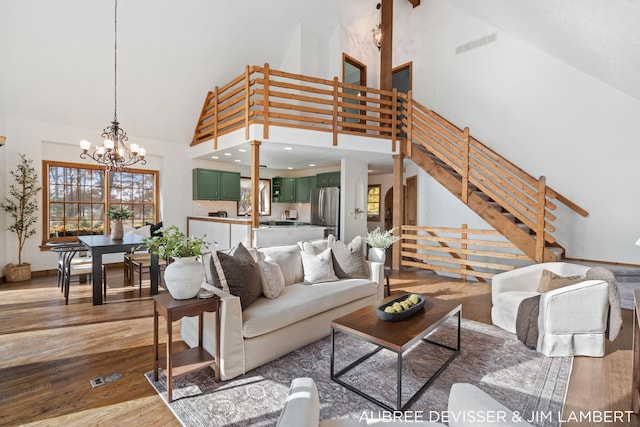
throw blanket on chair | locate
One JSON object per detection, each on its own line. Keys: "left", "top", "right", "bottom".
{"left": 516, "top": 267, "right": 623, "bottom": 349}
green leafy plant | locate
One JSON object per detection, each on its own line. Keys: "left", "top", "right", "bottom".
{"left": 142, "top": 225, "right": 212, "bottom": 259}
{"left": 1, "top": 153, "right": 42, "bottom": 265}
{"left": 106, "top": 205, "right": 134, "bottom": 220}
{"left": 363, "top": 226, "right": 401, "bottom": 249}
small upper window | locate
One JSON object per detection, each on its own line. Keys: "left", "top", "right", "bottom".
{"left": 367, "top": 184, "right": 381, "bottom": 221}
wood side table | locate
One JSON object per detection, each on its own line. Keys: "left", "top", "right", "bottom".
{"left": 153, "top": 292, "right": 220, "bottom": 403}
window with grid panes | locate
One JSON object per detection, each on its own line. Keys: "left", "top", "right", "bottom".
{"left": 367, "top": 184, "right": 381, "bottom": 221}
{"left": 43, "top": 161, "right": 158, "bottom": 243}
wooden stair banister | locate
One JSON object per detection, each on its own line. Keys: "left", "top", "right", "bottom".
{"left": 190, "top": 65, "right": 588, "bottom": 263}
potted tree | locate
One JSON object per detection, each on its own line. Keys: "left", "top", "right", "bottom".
{"left": 106, "top": 205, "right": 134, "bottom": 240}
{"left": 142, "top": 225, "right": 212, "bottom": 299}
{"left": 1, "top": 153, "right": 42, "bottom": 282}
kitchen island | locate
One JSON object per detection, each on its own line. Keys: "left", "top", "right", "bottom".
{"left": 253, "top": 224, "right": 326, "bottom": 247}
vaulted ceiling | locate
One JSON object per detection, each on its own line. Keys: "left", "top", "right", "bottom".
{"left": 0, "top": 0, "right": 638, "bottom": 150}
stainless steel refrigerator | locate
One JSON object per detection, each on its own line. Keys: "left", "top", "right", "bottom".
{"left": 310, "top": 187, "right": 340, "bottom": 239}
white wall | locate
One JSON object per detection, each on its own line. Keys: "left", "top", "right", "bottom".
{"left": 1, "top": 116, "right": 194, "bottom": 274}
{"left": 341, "top": 158, "right": 368, "bottom": 243}
{"left": 391, "top": 0, "right": 640, "bottom": 264}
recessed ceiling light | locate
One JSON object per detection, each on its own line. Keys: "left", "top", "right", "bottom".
{"left": 224, "top": 153, "right": 232, "bottom": 156}
{"left": 238, "top": 148, "right": 247, "bottom": 152}
{"left": 287, "top": 167, "right": 293, "bottom": 170}
{"left": 284, "top": 147, "right": 293, "bottom": 151}
{"left": 234, "top": 159, "right": 241, "bottom": 163}
{"left": 309, "top": 163, "right": 316, "bottom": 167}
{"left": 211, "top": 156, "right": 219, "bottom": 159}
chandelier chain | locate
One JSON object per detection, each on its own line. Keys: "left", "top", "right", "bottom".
{"left": 114, "top": 0, "right": 118, "bottom": 121}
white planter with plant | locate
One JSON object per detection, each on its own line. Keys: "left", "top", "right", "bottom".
{"left": 106, "top": 206, "right": 134, "bottom": 240}
{"left": 142, "top": 226, "right": 212, "bottom": 299}
{"left": 363, "top": 226, "right": 401, "bottom": 264}
{"left": 1, "top": 154, "right": 41, "bottom": 282}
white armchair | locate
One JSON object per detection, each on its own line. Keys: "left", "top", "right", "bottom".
{"left": 491, "top": 262, "right": 610, "bottom": 357}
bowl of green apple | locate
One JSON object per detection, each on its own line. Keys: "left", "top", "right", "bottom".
{"left": 376, "top": 293, "right": 426, "bottom": 321}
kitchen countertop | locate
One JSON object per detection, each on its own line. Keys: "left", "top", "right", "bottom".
{"left": 188, "top": 216, "right": 252, "bottom": 224}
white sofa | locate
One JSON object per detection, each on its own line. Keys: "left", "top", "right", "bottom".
{"left": 491, "top": 262, "right": 610, "bottom": 357}
{"left": 276, "top": 378, "right": 532, "bottom": 427}
{"left": 181, "top": 242, "right": 384, "bottom": 380}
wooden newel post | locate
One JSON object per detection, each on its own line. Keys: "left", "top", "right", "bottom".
{"left": 263, "top": 63, "right": 270, "bottom": 139}
{"left": 406, "top": 91, "right": 413, "bottom": 156}
{"left": 535, "top": 176, "right": 547, "bottom": 262}
{"left": 213, "top": 87, "right": 219, "bottom": 150}
{"left": 332, "top": 77, "right": 339, "bottom": 146}
{"left": 244, "top": 65, "right": 251, "bottom": 140}
{"left": 392, "top": 153, "right": 404, "bottom": 270}
{"left": 461, "top": 224, "right": 468, "bottom": 281}
{"left": 462, "top": 127, "right": 470, "bottom": 203}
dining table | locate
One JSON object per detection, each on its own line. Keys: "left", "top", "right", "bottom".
{"left": 78, "top": 234, "right": 159, "bottom": 305}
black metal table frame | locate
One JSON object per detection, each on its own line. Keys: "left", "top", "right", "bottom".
{"left": 78, "top": 235, "right": 159, "bottom": 305}
{"left": 330, "top": 308, "right": 461, "bottom": 412}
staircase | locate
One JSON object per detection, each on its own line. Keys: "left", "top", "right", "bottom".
{"left": 399, "top": 94, "right": 588, "bottom": 262}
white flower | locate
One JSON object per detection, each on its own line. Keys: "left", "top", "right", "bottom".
{"left": 363, "top": 226, "right": 401, "bottom": 249}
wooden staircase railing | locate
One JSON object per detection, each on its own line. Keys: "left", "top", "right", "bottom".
{"left": 192, "top": 64, "right": 400, "bottom": 151}
{"left": 191, "top": 64, "right": 588, "bottom": 263}
{"left": 400, "top": 93, "right": 588, "bottom": 262}
{"left": 400, "top": 224, "right": 533, "bottom": 280}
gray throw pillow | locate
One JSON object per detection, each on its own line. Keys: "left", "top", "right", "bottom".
{"left": 210, "top": 243, "right": 262, "bottom": 309}
{"left": 328, "top": 234, "right": 369, "bottom": 279}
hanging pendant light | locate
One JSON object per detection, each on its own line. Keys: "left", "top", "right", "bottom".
{"left": 80, "top": 0, "right": 146, "bottom": 171}
{"left": 372, "top": 3, "right": 382, "bottom": 50}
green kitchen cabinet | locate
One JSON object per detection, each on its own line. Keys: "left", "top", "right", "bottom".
{"left": 316, "top": 171, "right": 340, "bottom": 187}
{"left": 192, "top": 168, "right": 240, "bottom": 201}
{"left": 295, "top": 176, "right": 313, "bottom": 202}
{"left": 272, "top": 177, "right": 296, "bottom": 203}
{"left": 219, "top": 171, "right": 241, "bottom": 201}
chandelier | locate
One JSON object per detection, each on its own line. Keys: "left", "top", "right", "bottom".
{"left": 80, "top": 0, "right": 146, "bottom": 171}
{"left": 372, "top": 3, "right": 382, "bottom": 50}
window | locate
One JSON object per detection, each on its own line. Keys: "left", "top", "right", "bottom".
{"left": 237, "top": 177, "right": 271, "bottom": 216}
{"left": 43, "top": 161, "right": 159, "bottom": 243}
{"left": 367, "top": 184, "right": 381, "bottom": 221}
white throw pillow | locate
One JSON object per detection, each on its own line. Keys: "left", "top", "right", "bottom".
{"left": 297, "top": 239, "right": 328, "bottom": 255}
{"left": 299, "top": 248, "right": 339, "bottom": 284}
{"left": 258, "top": 259, "right": 285, "bottom": 298}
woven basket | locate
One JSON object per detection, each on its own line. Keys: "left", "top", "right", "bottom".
{"left": 5, "top": 263, "right": 31, "bottom": 282}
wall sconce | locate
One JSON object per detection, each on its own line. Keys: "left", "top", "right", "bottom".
{"left": 352, "top": 208, "right": 366, "bottom": 219}
{"left": 372, "top": 3, "right": 382, "bottom": 50}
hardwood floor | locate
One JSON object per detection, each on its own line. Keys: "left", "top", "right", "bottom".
{"left": 0, "top": 267, "right": 637, "bottom": 426}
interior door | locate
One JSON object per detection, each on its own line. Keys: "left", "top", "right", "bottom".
{"left": 342, "top": 53, "right": 367, "bottom": 128}
{"left": 405, "top": 176, "right": 417, "bottom": 226}
{"left": 392, "top": 62, "right": 412, "bottom": 138}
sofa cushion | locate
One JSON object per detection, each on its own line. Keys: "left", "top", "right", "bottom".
{"left": 328, "top": 235, "right": 369, "bottom": 279}
{"left": 211, "top": 243, "right": 263, "bottom": 309}
{"left": 258, "top": 244, "right": 304, "bottom": 285}
{"left": 300, "top": 248, "right": 339, "bottom": 284}
{"left": 537, "top": 269, "right": 585, "bottom": 293}
{"left": 242, "top": 278, "right": 377, "bottom": 338}
{"left": 259, "top": 259, "right": 285, "bottom": 299}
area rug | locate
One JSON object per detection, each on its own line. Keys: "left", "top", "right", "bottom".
{"left": 145, "top": 318, "right": 572, "bottom": 427}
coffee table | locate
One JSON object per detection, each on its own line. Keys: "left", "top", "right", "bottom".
{"left": 330, "top": 295, "right": 461, "bottom": 411}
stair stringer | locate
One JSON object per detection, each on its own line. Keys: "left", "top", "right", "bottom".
{"left": 403, "top": 142, "right": 558, "bottom": 262}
